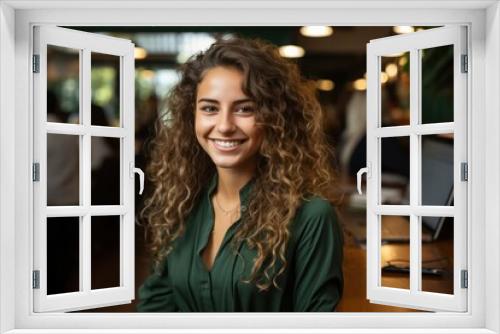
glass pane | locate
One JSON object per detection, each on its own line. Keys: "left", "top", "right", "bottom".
{"left": 47, "top": 45, "right": 80, "bottom": 124}
{"left": 91, "top": 216, "right": 121, "bottom": 289}
{"left": 421, "top": 134, "right": 454, "bottom": 206}
{"left": 47, "top": 134, "right": 80, "bottom": 206}
{"left": 91, "top": 52, "right": 120, "bottom": 127}
{"left": 380, "top": 215, "right": 410, "bottom": 289}
{"left": 421, "top": 45, "right": 454, "bottom": 124}
{"left": 380, "top": 136, "right": 410, "bottom": 205}
{"left": 47, "top": 217, "right": 80, "bottom": 295}
{"left": 91, "top": 137, "right": 121, "bottom": 205}
{"left": 421, "top": 216, "right": 454, "bottom": 294}
{"left": 380, "top": 52, "right": 410, "bottom": 127}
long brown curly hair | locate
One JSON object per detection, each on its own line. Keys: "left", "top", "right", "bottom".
{"left": 142, "top": 37, "right": 339, "bottom": 291}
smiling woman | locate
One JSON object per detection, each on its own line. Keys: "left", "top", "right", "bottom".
{"left": 138, "top": 37, "right": 343, "bottom": 312}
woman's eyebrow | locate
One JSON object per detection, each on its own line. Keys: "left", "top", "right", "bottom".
{"left": 197, "top": 98, "right": 219, "bottom": 104}
{"left": 233, "top": 98, "right": 253, "bottom": 104}
{"left": 197, "top": 98, "right": 253, "bottom": 104}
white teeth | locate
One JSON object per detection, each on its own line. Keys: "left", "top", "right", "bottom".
{"left": 214, "top": 140, "right": 242, "bottom": 148}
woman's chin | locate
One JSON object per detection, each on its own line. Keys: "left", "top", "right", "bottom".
{"left": 212, "top": 159, "right": 241, "bottom": 169}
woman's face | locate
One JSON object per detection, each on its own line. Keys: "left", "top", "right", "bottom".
{"left": 195, "top": 66, "right": 263, "bottom": 172}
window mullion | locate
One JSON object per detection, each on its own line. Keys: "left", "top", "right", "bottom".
{"left": 81, "top": 48, "right": 92, "bottom": 293}
{"left": 409, "top": 48, "right": 421, "bottom": 293}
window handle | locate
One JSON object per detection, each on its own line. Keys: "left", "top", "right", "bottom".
{"left": 130, "top": 162, "right": 145, "bottom": 195}
{"left": 356, "top": 163, "right": 371, "bottom": 195}
{"left": 135, "top": 168, "right": 145, "bottom": 195}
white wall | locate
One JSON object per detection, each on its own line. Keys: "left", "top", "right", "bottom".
{"left": 0, "top": 2, "right": 16, "bottom": 333}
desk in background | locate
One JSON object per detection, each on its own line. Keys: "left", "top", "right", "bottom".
{"left": 336, "top": 208, "right": 454, "bottom": 312}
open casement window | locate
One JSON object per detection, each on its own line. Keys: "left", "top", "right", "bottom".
{"left": 361, "top": 26, "right": 468, "bottom": 312}
{"left": 32, "top": 26, "right": 141, "bottom": 312}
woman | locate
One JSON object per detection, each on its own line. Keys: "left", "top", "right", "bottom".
{"left": 137, "top": 37, "right": 343, "bottom": 312}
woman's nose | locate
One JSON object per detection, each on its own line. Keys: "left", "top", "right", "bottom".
{"left": 216, "top": 110, "right": 236, "bottom": 133}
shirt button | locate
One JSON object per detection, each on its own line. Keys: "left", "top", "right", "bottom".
{"left": 241, "top": 205, "right": 247, "bottom": 212}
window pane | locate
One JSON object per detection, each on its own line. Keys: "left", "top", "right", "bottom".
{"left": 380, "top": 215, "right": 410, "bottom": 290}
{"left": 47, "top": 134, "right": 80, "bottom": 206}
{"left": 380, "top": 52, "right": 410, "bottom": 127}
{"left": 421, "top": 216, "right": 454, "bottom": 294}
{"left": 47, "top": 45, "right": 80, "bottom": 124}
{"left": 421, "top": 45, "right": 454, "bottom": 124}
{"left": 91, "top": 52, "right": 120, "bottom": 127}
{"left": 91, "top": 216, "right": 121, "bottom": 289}
{"left": 421, "top": 134, "right": 454, "bottom": 206}
{"left": 91, "top": 137, "right": 121, "bottom": 205}
{"left": 380, "top": 136, "right": 410, "bottom": 205}
{"left": 47, "top": 217, "right": 80, "bottom": 295}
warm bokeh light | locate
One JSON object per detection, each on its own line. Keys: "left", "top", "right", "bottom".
{"left": 316, "top": 79, "right": 335, "bottom": 91}
{"left": 380, "top": 72, "right": 389, "bottom": 84}
{"left": 299, "top": 26, "right": 334, "bottom": 37}
{"left": 353, "top": 78, "right": 367, "bottom": 91}
{"left": 393, "top": 26, "right": 415, "bottom": 34}
{"left": 134, "top": 47, "right": 147, "bottom": 60}
{"left": 140, "top": 69, "right": 155, "bottom": 79}
{"left": 399, "top": 56, "right": 408, "bottom": 67}
{"left": 385, "top": 63, "right": 398, "bottom": 78}
{"left": 278, "top": 45, "right": 305, "bottom": 58}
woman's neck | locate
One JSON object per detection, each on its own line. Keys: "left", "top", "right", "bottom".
{"left": 215, "top": 165, "right": 255, "bottom": 202}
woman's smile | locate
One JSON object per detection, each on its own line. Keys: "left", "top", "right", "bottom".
{"left": 211, "top": 138, "right": 247, "bottom": 151}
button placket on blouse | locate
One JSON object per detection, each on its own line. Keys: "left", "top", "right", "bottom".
{"left": 197, "top": 186, "right": 216, "bottom": 311}
{"left": 197, "top": 174, "right": 255, "bottom": 311}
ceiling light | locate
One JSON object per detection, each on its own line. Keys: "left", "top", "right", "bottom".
{"left": 134, "top": 47, "right": 147, "bottom": 60}
{"left": 279, "top": 45, "right": 305, "bottom": 58}
{"left": 300, "top": 26, "right": 334, "bottom": 37}
{"left": 393, "top": 26, "right": 415, "bottom": 34}
{"left": 316, "top": 79, "right": 335, "bottom": 91}
{"left": 353, "top": 78, "right": 367, "bottom": 91}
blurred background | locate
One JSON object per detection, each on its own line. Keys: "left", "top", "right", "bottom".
{"left": 45, "top": 26, "right": 455, "bottom": 312}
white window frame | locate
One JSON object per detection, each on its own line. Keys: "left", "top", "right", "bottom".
{"left": 33, "top": 26, "right": 136, "bottom": 312}
{"left": 365, "top": 26, "right": 468, "bottom": 312}
{"left": 0, "top": 1, "right": 499, "bottom": 333}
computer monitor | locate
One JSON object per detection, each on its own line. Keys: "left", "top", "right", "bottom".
{"left": 421, "top": 136, "right": 454, "bottom": 240}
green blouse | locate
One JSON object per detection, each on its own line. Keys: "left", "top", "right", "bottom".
{"left": 137, "top": 176, "right": 343, "bottom": 312}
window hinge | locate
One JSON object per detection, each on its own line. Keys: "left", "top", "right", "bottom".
{"left": 32, "top": 270, "right": 40, "bottom": 289}
{"left": 461, "top": 162, "right": 468, "bottom": 181}
{"left": 461, "top": 269, "right": 468, "bottom": 289}
{"left": 33, "top": 163, "right": 40, "bottom": 182}
{"left": 461, "top": 54, "right": 468, "bottom": 73}
{"left": 32, "top": 55, "right": 40, "bottom": 73}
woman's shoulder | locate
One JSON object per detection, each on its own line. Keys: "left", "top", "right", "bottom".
{"left": 290, "top": 195, "right": 342, "bottom": 246}
{"left": 296, "top": 196, "right": 336, "bottom": 219}
{"left": 292, "top": 196, "right": 338, "bottom": 232}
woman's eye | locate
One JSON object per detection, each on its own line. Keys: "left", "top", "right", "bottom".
{"left": 236, "top": 106, "right": 255, "bottom": 113}
{"left": 201, "top": 106, "right": 217, "bottom": 113}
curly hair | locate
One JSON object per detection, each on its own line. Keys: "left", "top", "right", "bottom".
{"left": 142, "top": 37, "right": 339, "bottom": 291}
